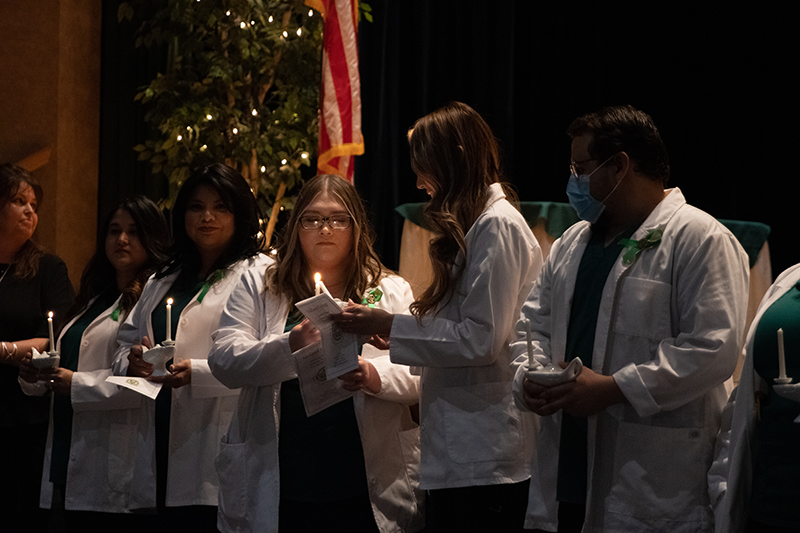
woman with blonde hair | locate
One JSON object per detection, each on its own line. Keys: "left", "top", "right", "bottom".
{"left": 209, "top": 174, "right": 423, "bottom": 533}
{"left": 333, "top": 102, "right": 543, "bottom": 532}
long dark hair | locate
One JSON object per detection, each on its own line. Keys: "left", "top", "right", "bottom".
{"left": 408, "top": 101, "right": 516, "bottom": 317}
{"left": 0, "top": 163, "right": 45, "bottom": 280}
{"left": 158, "top": 163, "right": 264, "bottom": 279}
{"left": 266, "top": 174, "right": 385, "bottom": 317}
{"left": 73, "top": 196, "right": 171, "bottom": 318}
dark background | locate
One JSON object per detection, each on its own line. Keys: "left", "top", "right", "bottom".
{"left": 101, "top": 1, "right": 800, "bottom": 278}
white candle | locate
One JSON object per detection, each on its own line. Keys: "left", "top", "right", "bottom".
{"left": 47, "top": 311, "right": 55, "bottom": 352}
{"left": 314, "top": 272, "right": 332, "bottom": 298}
{"left": 778, "top": 328, "right": 787, "bottom": 379}
{"left": 524, "top": 318, "right": 534, "bottom": 368}
{"left": 166, "top": 298, "right": 173, "bottom": 342}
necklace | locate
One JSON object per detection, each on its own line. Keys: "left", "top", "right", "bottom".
{"left": 0, "top": 265, "right": 9, "bottom": 286}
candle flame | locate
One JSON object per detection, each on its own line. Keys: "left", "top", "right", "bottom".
{"left": 314, "top": 273, "right": 321, "bottom": 283}
{"left": 48, "top": 311, "right": 53, "bottom": 319}
{"left": 167, "top": 298, "right": 174, "bottom": 306}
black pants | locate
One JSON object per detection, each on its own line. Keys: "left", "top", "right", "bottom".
{"left": 426, "top": 479, "right": 530, "bottom": 533}
{"left": 527, "top": 501, "right": 584, "bottom": 533}
{"left": 0, "top": 422, "right": 49, "bottom": 533}
{"left": 279, "top": 495, "right": 379, "bottom": 533}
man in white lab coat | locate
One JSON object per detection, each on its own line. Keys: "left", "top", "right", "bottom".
{"left": 513, "top": 105, "right": 749, "bottom": 533}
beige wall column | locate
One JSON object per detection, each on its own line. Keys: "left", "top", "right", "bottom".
{"left": 0, "top": 0, "right": 102, "bottom": 289}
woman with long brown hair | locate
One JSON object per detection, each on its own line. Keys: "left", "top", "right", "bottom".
{"left": 209, "top": 174, "right": 423, "bottom": 533}
{"left": 18, "top": 196, "right": 170, "bottom": 532}
{"left": 0, "top": 163, "right": 76, "bottom": 532}
{"left": 333, "top": 102, "right": 543, "bottom": 532}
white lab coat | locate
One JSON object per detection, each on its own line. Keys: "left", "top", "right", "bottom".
{"left": 113, "top": 255, "right": 268, "bottom": 509}
{"left": 512, "top": 188, "right": 749, "bottom": 532}
{"left": 389, "top": 183, "right": 543, "bottom": 490}
{"left": 209, "top": 270, "right": 423, "bottom": 533}
{"left": 709, "top": 263, "right": 800, "bottom": 532}
{"left": 19, "top": 295, "right": 143, "bottom": 512}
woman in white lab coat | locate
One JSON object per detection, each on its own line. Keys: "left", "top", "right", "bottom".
{"left": 333, "top": 102, "right": 543, "bottom": 532}
{"left": 115, "top": 164, "right": 267, "bottom": 532}
{"left": 710, "top": 263, "right": 800, "bottom": 532}
{"left": 209, "top": 174, "right": 423, "bottom": 533}
{"left": 19, "top": 196, "right": 170, "bottom": 532}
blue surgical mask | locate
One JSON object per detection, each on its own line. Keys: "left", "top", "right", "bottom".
{"left": 565, "top": 155, "right": 620, "bottom": 223}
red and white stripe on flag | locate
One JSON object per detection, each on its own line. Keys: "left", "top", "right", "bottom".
{"left": 306, "top": 0, "right": 364, "bottom": 183}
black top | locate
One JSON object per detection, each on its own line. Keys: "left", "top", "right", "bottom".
{"left": 0, "top": 254, "right": 75, "bottom": 426}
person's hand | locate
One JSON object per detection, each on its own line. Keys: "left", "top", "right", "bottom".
{"left": 40, "top": 367, "right": 73, "bottom": 396}
{"left": 289, "top": 319, "right": 321, "bottom": 352}
{"left": 332, "top": 302, "right": 394, "bottom": 337}
{"left": 149, "top": 359, "right": 191, "bottom": 389}
{"left": 18, "top": 356, "right": 39, "bottom": 383}
{"left": 523, "top": 365, "right": 626, "bottom": 417}
{"left": 338, "top": 356, "right": 381, "bottom": 394}
{"left": 367, "top": 334, "right": 390, "bottom": 351}
{"left": 127, "top": 336, "right": 153, "bottom": 377}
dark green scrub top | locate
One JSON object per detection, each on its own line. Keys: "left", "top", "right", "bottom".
{"left": 279, "top": 316, "right": 368, "bottom": 502}
{"left": 557, "top": 227, "right": 631, "bottom": 505}
{"left": 50, "top": 288, "right": 119, "bottom": 485}
{"left": 750, "top": 282, "right": 800, "bottom": 528}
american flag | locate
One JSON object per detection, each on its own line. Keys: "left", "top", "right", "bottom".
{"left": 306, "top": 0, "right": 364, "bottom": 182}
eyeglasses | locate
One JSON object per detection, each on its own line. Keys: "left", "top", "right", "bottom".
{"left": 569, "top": 157, "right": 598, "bottom": 176}
{"left": 569, "top": 153, "right": 617, "bottom": 176}
{"left": 299, "top": 215, "right": 352, "bottom": 230}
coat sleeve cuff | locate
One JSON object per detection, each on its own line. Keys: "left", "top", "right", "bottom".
{"left": 613, "top": 363, "right": 661, "bottom": 418}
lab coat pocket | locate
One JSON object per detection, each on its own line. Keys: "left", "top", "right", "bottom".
{"left": 613, "top": 278, "right": 671, "bottom": 340}
{"left": 607, "top": 421, "right": 706, "bottom": 523}
{"left": 216, "top": 435, "right": 248, "bottom": 520}
{"left": 108, "top": 422, "right": 135, "bottom": 493}
{"left": 398, "top": 427, "right": 422, "bottom": 497}
{"left": 442, "top": 382, "right": 522, "bottom": 464}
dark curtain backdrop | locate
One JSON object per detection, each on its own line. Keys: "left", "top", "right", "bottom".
{"left": 100, "top": 1, "right": 800, "bottom": 276}
{"left": 354, "top": 1, "right": 800, "bottom": 277}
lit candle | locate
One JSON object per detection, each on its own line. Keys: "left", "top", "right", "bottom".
{"left": 166, "top": 298, "right": 173, "bottom": 342}
{"left": 523, "top": 318, "right": 534, "bottom": 368}
{"left": 314, "top": 272, "right": 332, "bottom": 298}
{"left": 47, "top": 311, "right": 55, "bottom": 352}
{"left": 778, "top": 328, "right": 787, "bottom": 380}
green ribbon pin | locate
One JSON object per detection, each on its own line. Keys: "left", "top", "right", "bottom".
{"left": 362, "top": 288, "right": 383, "bottom": 308}
{"left": 619, "top": 226, "right": 665, "bottom": 266}
{"left": 197, "top": 269, "right": 226, "bottom": 303}
{"left": 110, "top": 302, "right": 123, "bottom": 322}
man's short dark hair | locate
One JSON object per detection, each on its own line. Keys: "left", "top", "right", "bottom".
{"left": 568, "top": 105, "right": 670, "bottom": 185}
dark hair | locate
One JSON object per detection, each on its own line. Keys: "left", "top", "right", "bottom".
{"left": 266, "top": 174, "right": 385, "bottom": 317}
{"left": 567, "top": 105, "right": 670, "bottom": 185}
{"left": 73, "top": 196, "right": 171, "bottom": 318}
{"left": 158, "top": 163, "right": 264, "bottom": 279}
{"left": 0, "top": 163, "right": 45, "bottom": 279}
{"left": 408, "top": 101, "right": 516, "bottom": 317}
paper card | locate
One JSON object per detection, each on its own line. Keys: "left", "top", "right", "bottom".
{"left": 105, "top": 375, "right": 163, "bottom": 400}
{"left": 295, "top": 293, "right": 359, "bottom": 380}
{"left": 294, "top": 341, "right": 354, "bottom": 417}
